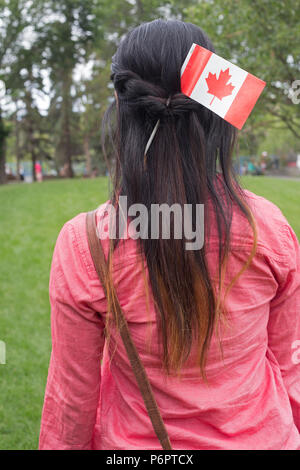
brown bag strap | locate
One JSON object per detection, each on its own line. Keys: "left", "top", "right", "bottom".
{"left": 86, "top": 210, "right": 172, "bottom": 450}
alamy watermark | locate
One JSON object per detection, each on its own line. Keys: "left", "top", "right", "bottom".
{"left": 284, "top": 80, "right": 300, "bottom": 104}
{"left": 96, "top": 196, "right": 205, "bottom": 250}
{"left": 0, "top": 340, "right": 6, "bottom": 365}
{"left": 0, "top": 80, "right": 5, "bottom": 102}
{"left": 291, "top": 340, "right": 300, "bottom": 365}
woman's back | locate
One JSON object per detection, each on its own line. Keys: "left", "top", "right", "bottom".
{"left": 39, "top": 188, "right": 300, "bottom": 450}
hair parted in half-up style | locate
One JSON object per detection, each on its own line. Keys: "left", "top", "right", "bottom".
{"left": 101, "top": 19, "right": 257, "bottom": 380}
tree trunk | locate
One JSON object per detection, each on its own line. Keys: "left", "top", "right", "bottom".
{"left": 61, "top": 74, "right": 73, "bottom": 178}
{"left": 31, "top": 141, "right": 37, "bottom": 182}
{"left": 15, "top": 114, "right": 21, "bottom": 181}
{"left": 28, "top": 121, "right": 36, "bottom": 182}
{"left": 84, "top": 135, "right": 92, "bottom": 177}
{"left": 25, "top": 92, "right": 37, "bottom": 182}
{"left": 0, "top": 110, "right": 7, "bottom": 185}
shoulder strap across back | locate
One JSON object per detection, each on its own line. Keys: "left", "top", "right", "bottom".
{"left": 86, "top": 209, "right": 172, "bottom": 450}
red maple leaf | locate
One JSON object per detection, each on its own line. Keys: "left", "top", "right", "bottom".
{"left": 205, "top": 68, "right": 235, "bottom": 106}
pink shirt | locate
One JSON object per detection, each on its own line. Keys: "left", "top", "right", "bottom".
{"left": 35, "top": 162, "right": 42, "bottom": 173}
{"left": 39, "top": 189, "right": 300, "bottom": 450}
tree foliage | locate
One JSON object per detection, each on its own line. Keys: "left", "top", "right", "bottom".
{"left": 185, "top": 0, "right": 300, "bottom": 148}
{"left": 0, "top": 0, "right": 299, "bottom": 183}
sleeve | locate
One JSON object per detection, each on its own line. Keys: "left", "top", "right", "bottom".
{"left": 39, "top": 220, "right": 106, "bottom": 450}
{"left": 267, "top": 223, "right": 300, "bottom": 432}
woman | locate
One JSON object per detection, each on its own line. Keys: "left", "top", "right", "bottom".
{"left": 39, "top": 19, "right": 300, "bottom": 450}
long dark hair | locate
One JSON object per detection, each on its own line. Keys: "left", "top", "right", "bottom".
{"left": 102, "top": 19, "right": 256, "bottom": 379}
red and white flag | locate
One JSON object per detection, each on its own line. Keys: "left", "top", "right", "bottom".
{"left": 181, "top": 43, "right": 266, "bottom": 129}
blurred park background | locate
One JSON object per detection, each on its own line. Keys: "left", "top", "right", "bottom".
{"left": 0, "top": 0, "right": 299, "bottom": 450}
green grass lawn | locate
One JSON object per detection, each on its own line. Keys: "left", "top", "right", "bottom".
{"left": 0, "top": 177, "right": 109, "bottom": 450}
{"left": 242, "top": 176, "right": 300, "bottom": 239}
{"left": 0, "top": 175, "right": 299, "bottom": 450}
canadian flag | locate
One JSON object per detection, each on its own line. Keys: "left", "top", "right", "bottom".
{"left": 181, "top": 43, "right": 266, "bottom": 129}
